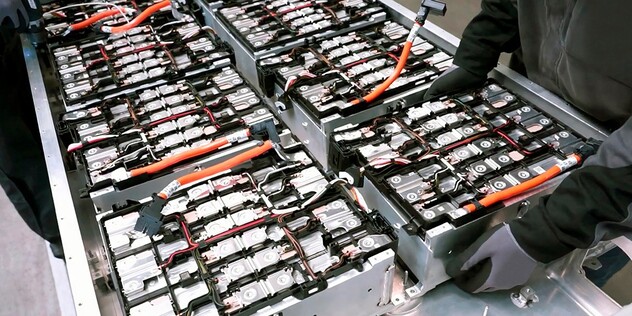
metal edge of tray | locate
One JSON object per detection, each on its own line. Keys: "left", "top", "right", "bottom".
{"left": 22, "top": 35, "right": 100, "bottom": 315}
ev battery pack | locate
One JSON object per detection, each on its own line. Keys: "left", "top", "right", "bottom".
{"left": 47, "top": 12, "right": 233, "bottom": 111}
{"left": 256, "top": 19, "right": 452, "bottom": 167}
{"left": 329, "top": 81, "right": 589, "bottom": 293}
{"left": 31, "top": 0, "right": 619, "bottom": 314}
{"left": 58, "top": 66, "right": 285, "bottom": 212}
{"left": 99, "top": 138, "right": 397, "bottom": 315}
{"left": 195, "top": 0, "right": 388, "bottom": 94}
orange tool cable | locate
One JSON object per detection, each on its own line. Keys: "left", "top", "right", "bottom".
{"left": 463, "top": 154, "right": 582, "bottom": 213}
{"left": 157, "top": 140, "right": 273, "bottom": 199}
{"left": 70, "top": 9, "right": 123, "bottom": 30}
{"left": 102, "top": 0, "right": 170, "bottom": 33}
{"left": 349, "top": 22, "right": 421, "bottom": 106}
{"left": 129, "top": 138, "right": 229, "bottom": 177}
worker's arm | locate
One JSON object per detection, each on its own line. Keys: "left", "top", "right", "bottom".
{"left": 447, "top": 116, "right": 632, "bottom": 293}
{"left": 511, "top": 117, "right": 632, "bottom": 262}
{"left": 425, "top": 0, "right": 520, "bottom": 99}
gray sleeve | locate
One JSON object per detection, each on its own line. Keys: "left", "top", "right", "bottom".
{"left": 509, "top": 117, "right": 632, "bottom": 263}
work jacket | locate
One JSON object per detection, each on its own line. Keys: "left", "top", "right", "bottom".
{"left": 454, "top": 0, "right": 632, "bottom": 264}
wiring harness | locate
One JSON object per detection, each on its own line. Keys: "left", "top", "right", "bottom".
{"left": 330, "top": 81, "right": 592, "bottom": 231}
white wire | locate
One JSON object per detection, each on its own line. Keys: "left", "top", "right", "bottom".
{"left": 67, "top": 134, "right": 117, "bottom": 152}
{"left": 351, "top": 187, "right": 369, "bottom": 212}
{"left": 303, "top": 179, "right": 348, "bottom": 207}
{"left": 272, "top": 206, "right": 300, "bottom": 215}
{"left": 45, "top": 2, "right": 131, "bottom": 24}
{"left": 420, "top": 154, "right": 439, "bottom": 160}
{"left": 182, "top": 29, "right": 199, "bottom": 40}
{"left": 451, "top": 178, "right": 463, "bottom": 193}
{"left": 258, "top": 163, "right": 302, "bottom": 191}
{"left": 271, "top": 179, "right": 349, "bottom": 215}
{"left": 157, "top": 20, "right": 186, "bottom": 30}
{"left": 106, "top": 2, "right": 132, "bottom": 24}
{"left": 241, "top": 172, "right": 257, "bottom": 189}
{"left": 109, "top": 145, "right": 148, "bottom": 166}
{"left": 122, "top": 139, "right": 144, "bottom": 152}
{"left": 147, "top": 146, "right": 159, "bottom": 161}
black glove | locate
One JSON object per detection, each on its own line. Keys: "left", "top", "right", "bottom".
{"left": 423, "top": 65, "right": 487, "bottom": 100}
{"left": 446, "top": 223, "right": 537, "bottom": 293}
{"left": 0, "top": 0, "right": 29, "bottom": 31}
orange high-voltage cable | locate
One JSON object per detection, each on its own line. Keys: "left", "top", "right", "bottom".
{"left": 70, "top": 9, "right": 131, "bottom": 31}
{"left": 100, "top": 0, "right": 171, "bottom": 33}
{"left": 134, "top": 140, "right": 274, "bottom": 236}
{"left": 128, "top": 130, "right": 250, "bottom": 177}
{"left": 348, "top": 1, "right": 446, "bottom": 106}
{"left": 462, "top": 154, "right": 582, "bottom": 213}
{"left": 157, "top": 140, "right": 273, "bottom": 199}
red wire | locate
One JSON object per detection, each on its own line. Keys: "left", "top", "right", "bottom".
{"left": 159, "top": 220, "right": 199, "bottom": 269}
{"left": 442, "top": 133, "right": 488, "bottom": 152}
{"left": 181, "top": 221, "right": 198, "bottom": 247}
{"left": 203, "top": 108, "right": 221, "bottom": 129}
{"left": 99, "top": 46, "right": 110, "bottom": 61}
{"left": 495, "top": 130, "right": 535, "bottom": 155}
{"left": 148, "top": 109, "right": 198, "bottom": 127}
{"left": 278, "top": 3, "right": 313, "bottom": 15}
{"left": 160, "top": 213, "right": 282, "bottom": 269}
{"left": 204, "top": 215, "right": 279, "bottom": 244}
{"left": 386, "top": 53, "right": 399, "bottom": 63}
{"left": 343, "top": 57, "right": 372, "bottom": 69}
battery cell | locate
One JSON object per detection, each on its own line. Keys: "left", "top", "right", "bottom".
{"left": 330, "top": 81, "right": 588, "bottom": 229}
{"left": 258, "top": 20, "right": 453, "bottom": 118}
{"left": 100, "top": 135, "right": 396, "bottom": 316}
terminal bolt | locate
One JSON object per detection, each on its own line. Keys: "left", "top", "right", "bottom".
{"left": 511, "top": 286, "right": 539, "bottom": 308}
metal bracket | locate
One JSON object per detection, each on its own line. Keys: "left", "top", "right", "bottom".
{"left": 379, "top": 265, "right": 396, "bottom": 306}
{"left": 511, "top": 286, "right": 539, "bottom": 308}
{"left": 405, "top": 282, "right": 424, "bottom": 299}
{"left": 250, "top": 118, "right": 280, "bottom": 143}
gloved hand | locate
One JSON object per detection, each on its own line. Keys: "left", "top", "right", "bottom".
{"left": 446, "top": 223, "right": 538, "bottom": 293}
{"left": 423, "top": 65, "right": 487, "bottom": 100}
{"left": 0, "top": 0, "right": 29, "bottom": 31}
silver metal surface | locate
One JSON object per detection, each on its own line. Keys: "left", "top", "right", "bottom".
{"left": 390, "top": 263, "right": 618, "bottom": 316}
{"left": 22, "top": 35, "right": 99, "bottom": 315}
{"left": 257, "top": 249, "right": 399, "bottom": 315}
{"left": 198, "top": 0, "right": 266, "bottom": 93}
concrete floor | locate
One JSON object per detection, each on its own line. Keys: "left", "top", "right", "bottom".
{"left": 0, "top": 187, "right": 64, "bottom": 316}
{"left": 1, "top": 1, "right": 630, "bottom": 315}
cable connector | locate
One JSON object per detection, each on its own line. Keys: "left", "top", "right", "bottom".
{"left": 134, "top": 194, "right": 168, "bottom": 236}
{"left": 575, "top": 138, "right": 603, "bottom": 161}
{"left": 415, "top": 0, "right": 447, "bottom": 25}
{"left": 250, "top": 118, "right": 280, "bottom": 143}
{"left": 61, "top": 27, "right": 73, "bottom": 37}
{"left": 110, "top": 168, "right": 131, "bottom": 182}
{"left": 226, "top": 129, "right": 251, "bottom": 143}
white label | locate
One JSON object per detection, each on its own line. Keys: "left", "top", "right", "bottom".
{"left": 533, "top": 166, "right": 546, "bottom": 175}
{"left": 159, "top": 180, "right": 181, "bottom": 199}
